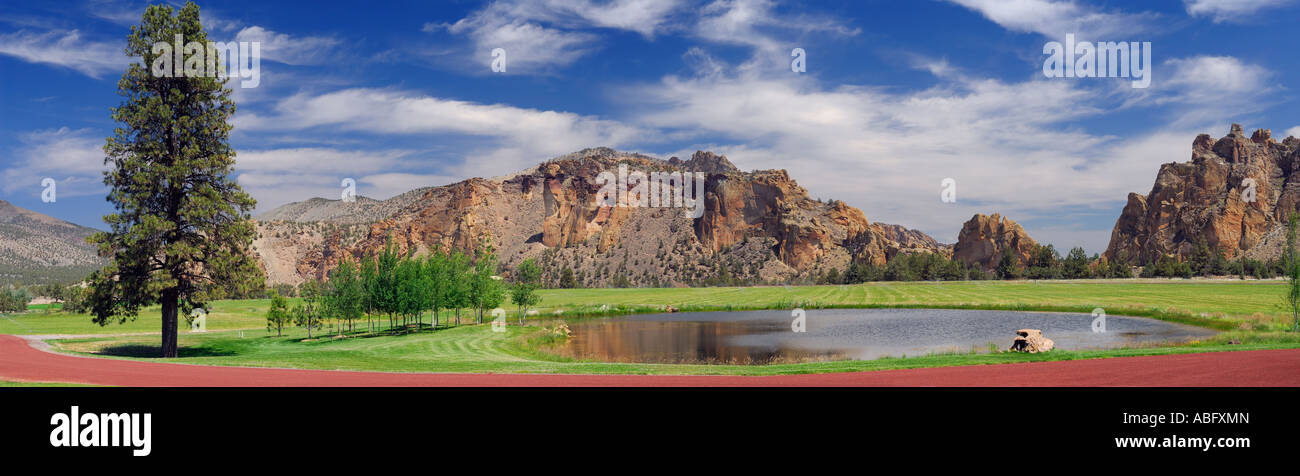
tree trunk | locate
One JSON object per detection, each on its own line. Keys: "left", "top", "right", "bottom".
{"left": 160, "top": 288, "right": 179, "bottom": 358}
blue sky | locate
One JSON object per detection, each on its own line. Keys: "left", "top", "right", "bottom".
{"left": 2, "top": 0, "right": 1298, "bottom": 254}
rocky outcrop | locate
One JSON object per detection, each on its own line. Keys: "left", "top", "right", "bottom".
{"left": 1009, "top": 329, "right": 1054, "bottom": 353}
{"left": 952, "top": 213, "right": 1037, "bottom": 271}
{"left": 252, "top": 147, "right": 949, "bottom": 286}
{"left": 1104, "top": 125, "right": 1300, "bottom": 264}
{"left": 669, "top": 150, "right": 740, "bottom": 173}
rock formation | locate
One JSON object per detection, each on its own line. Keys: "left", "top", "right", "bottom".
{"left": 952, "top": 213, "right": 1037, "bottom": 271}
{"left": 252, "top": 148, "right": 950, "bottom": 286}
{"left": 1104, "top": 125, "right": 1300, "bottom": 264}
{"left": 1009, "top": 329, "right": 1054, "bottom": 353}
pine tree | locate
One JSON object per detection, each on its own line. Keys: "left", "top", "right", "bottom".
{"left": 88, "top": 2, "right": 262, "bottom": 357}
{"left": 266, "top": 291, "right": 290, "bottom": 337}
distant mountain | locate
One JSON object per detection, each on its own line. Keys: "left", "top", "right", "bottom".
{"left": 0, "top": 200, "right": 105, "bottom": 285}
{"left": 255, "top": 188, "right": 436, "bottom": 225}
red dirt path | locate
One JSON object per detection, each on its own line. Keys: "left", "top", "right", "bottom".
{"left": 2, "top": 334, "right": 1297, "bottom": 387}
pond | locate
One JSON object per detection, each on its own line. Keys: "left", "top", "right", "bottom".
{"left": 547, "top": 308, "right": 1217, "bottom": 365}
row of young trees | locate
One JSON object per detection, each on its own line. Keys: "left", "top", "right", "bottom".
{"left": 266, "top": 240, "right": 543, "bottom": 337}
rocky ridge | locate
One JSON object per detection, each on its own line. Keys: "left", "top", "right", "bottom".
{"left": 253, "top": 148, "right": 955, "bottom": 286}
{"left": 1105, "top": 124, "right": 1300, "bottom": 264}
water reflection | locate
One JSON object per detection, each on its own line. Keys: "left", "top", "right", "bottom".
{"left": 555, "top": 320, "right": 849, "bottom": 364}
{"left": 548, "top": 309, "right": 1218, "bottom": 365}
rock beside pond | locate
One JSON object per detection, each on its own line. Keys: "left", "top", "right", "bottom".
{"left": 1009, "top": 329, "right": 1054, "bottom": 353}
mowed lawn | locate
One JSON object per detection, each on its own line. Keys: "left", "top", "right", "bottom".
{"left": 0, "top": 299, "right": 271, "bottom": 335}
{"left": 0, "top": 279, "right": 1293, "bottom": 376}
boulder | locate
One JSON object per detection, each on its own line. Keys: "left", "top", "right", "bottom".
{"left": 1009, "top": 329, "right": 1055, "bottom": 353}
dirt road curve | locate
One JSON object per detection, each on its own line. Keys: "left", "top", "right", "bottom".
{"left": 2, "top": 334, "right": 1298, "bottom": 386}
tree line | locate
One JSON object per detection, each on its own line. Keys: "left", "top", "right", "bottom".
{"left": 815, "top": 241, "right": 1294, "bottom": 285}
{"left": 265, "top": 240, "right": 543, "bottom": 338}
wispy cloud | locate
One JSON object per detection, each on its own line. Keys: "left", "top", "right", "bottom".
{"left": 0, "top": 29, "right": 126, "bottom": 78}
{"left": 427, "top": 0, "right": 686, "bottom": 72}
{"left": 233, "top": 26, "right": 341, "bottom": 65}
{"left": 1136, "top": 55, "right": 1276, "bottom": 127}
{"left": 1184, "top": 0, "right": 1298, "bottom": 22}
{"left": 945, "top": 0, "right": 1160, "bottom": 39}
{"left": 1, "top": 128, "right": 106, "bottom": 198}
{"left": 233, "top": 147, "right": 437, "bottom": 212}
{"left": 234, "top": 87, "right": 645, "bottom": 179}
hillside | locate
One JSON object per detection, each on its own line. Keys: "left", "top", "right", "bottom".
{"left": 0, "top": 200, "right": 105, "bottom": 285}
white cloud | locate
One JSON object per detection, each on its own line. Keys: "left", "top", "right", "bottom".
{"left": 1285, "top": 126, "right": 1300, "bottom": 139}
{"left": 0, "top": 29, "right": 127, "bottom": 78}
{"left": 234, "top": 148, "right": 429, "bottom": 213}
{"left": 1140, "top": 56, "right": 1274, "bottom": 127}
{"left": 238, "top": 88, "right": 641, "bottom": 152}
{"left": 233, "top": 26, "right": 340, "bottom": 65}
{"left": 1, "top": 128, "right": 106, "bottom": 198}
{"left": 234, "top": 87, "right": 644, "bottom": 180}
{"left": 443, "top": 18, "right": 597, "bottom": 71}
{"left": 1161, "top": 56, "right": 1272, "bottom": 96}
{"left": 946, "top": 0, "right": 1159, "bottom": 40}
{"left": 691, "top": 0, "right": 858, "bottom": 73}
{"left": 430, "top": 0, "right": 686, "bottom": 72}
{"left": 1184, "top": 0, "right": 1297, "bottom": 22}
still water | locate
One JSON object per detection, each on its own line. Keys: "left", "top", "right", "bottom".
{"left": 549, "top": 309, "right": 1217, "bottom": 364}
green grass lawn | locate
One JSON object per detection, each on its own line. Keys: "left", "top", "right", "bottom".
{"left": 7, "top": 279, "right": 1300, "bottom": 376}
{"left": 0, "top": 298, "right": 274, "bottom": 335}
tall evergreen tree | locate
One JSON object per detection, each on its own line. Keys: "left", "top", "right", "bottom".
{"left": 88, "top": 2, "right": 262, "bottom": 357}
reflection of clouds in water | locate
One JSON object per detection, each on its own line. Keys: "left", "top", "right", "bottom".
{"left": 553, "top": 309, "right": 1217, "bottom": 364}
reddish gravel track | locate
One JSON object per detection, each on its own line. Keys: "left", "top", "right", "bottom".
{"left": 2, "top": 334, "right": 1298, "bottom": 387}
